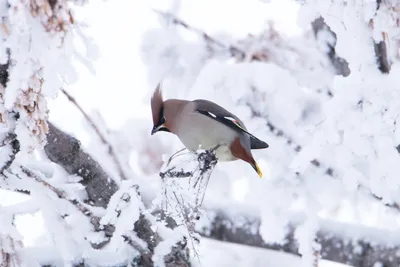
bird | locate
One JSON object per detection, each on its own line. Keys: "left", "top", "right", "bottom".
{"left": 150, "top": 83, "right": 269, "bottom": 178}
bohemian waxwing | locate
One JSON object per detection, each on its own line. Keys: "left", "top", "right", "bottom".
{"left": 150, "top": 84, "right": 269, "bottom": 178}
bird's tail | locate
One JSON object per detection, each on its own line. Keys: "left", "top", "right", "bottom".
{"left": 250, "top": 135, "right": 269, "bottom": 149}
{"left": 251, "top": 160, "right": 263, "bottom": 178}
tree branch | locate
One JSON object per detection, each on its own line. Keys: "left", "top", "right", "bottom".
{"left": 0, "top": 133, "right": 20, "bottom": 175}
{"left": 44, "top": 122, "right": 191, "bottom": 267}
{"left": 44, "top": 121, "right": 118, "bottom": 208}
{"left": 371, "top": 1, "right": 391, "bottom": 74}
{"left": 198, "top": 208, "right": 400, "bottom": 267}
{"left": 311, "top": 17, "right": 350, "bottom": 77}
{"left": 61, "top": 89, "right": 129, "bottom": 181}
{"left": 44, "top": 120, "right": 400, "bottom": 267}
{"left": 242, "top": 85, "right": 400, "bottom": 212}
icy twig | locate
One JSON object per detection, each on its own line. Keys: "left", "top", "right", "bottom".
{"left": 158, "top": 147, "right": 218, "bottom": 255}
{"left": 61, "top": 89, "right": 129, "bottom": 181}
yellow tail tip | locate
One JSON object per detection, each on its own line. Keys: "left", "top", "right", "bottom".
{"left": 253, "top": 162, "right": 263, "bottom": 178}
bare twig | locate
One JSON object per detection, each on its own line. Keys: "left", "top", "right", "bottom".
{"left": 61, "top": 89, "right": 129, "bottom": 181}
{"left": 173, "top": 192, "right": 201, "bottom": 260}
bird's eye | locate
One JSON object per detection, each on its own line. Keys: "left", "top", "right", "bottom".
{"left": 159, "top": 116, "right": 166, "bottom": 125}
{"left": 158, "top": 108, "right": 166, "bottom": 125}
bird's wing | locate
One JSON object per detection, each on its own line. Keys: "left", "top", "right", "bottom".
{"left": 193, "top": 99, "right": 269, "bottom": 149}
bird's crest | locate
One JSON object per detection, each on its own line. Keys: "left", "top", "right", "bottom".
{"left": 151, "top": 82, "right": 164, "bottom": 125}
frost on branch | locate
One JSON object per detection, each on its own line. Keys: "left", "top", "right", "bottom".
{"left": 42, "top": 123, "right": 400, "bottom": 267}
{"left": 140, "top": 2, "right": 400, "bottom": 266}
{"left": 0, "top": 207, "right": 25, "bottom": 267}
{"left": 43, "top": 122, "right": 192, "bottom": 266}
{"left": 156, "top": 147, "right": 218, "bottom": 253}
{"left": 1, "top": 0, "right": 95, "bottom": 153}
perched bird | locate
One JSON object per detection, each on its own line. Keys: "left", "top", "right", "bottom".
{"left": 150, "top": 84, "right": 269, "bottom": 178}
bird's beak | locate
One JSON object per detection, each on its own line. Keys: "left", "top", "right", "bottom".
{"left": 151, "top": 124, "right": 164, "bottom": 135}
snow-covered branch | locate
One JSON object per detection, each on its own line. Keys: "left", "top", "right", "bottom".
{"left": 311, "top": 17, "right": 350, "bottom": 78}
{"left": 44, "top": 121, "right": 400, "bottom": 267}
{"left": 61, "top": 89, "right": 129, "bottom": 181}
{"left": 44, "top": 121, "right": 118, "bottom": 208}
{"left": 44, "top": 122, "right": 191, "bottom": 267}
{"left": 197, "top": 208, "right": 400, "bottom": 267}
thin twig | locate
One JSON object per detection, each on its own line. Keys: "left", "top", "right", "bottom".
{"left": 167, "top": 148, "right": 188, "bottom": 166}
{"left": 174, "top": 192, "right": 201, "bottom": 261}
{"left": 153, "top": 9, "right": 247, "bottom": 60}
{"left": 61, "top": 89, "right": 129, "bottom": 181}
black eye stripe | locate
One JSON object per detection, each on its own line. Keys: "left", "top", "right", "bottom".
{"left": 158, "top": 107, "right": 166, "bottom": 124}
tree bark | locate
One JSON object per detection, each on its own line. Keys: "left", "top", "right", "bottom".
{"left": 45, "top": 122, "right": 118, "bottom": 208}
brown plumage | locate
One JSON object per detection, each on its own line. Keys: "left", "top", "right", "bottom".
{"left": 150, "top": 83, "right": 268, "bottom": 178}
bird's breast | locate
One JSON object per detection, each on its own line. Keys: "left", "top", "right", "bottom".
{"left": 176, "top": 112, "right": 238, "bottom": 161}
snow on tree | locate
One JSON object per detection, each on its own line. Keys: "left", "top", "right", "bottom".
{"left": 1, "top": 0, "right": 400, "bottom": 266}
{"left": 0, "top": 0, "right": 190, "bottom": 266}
